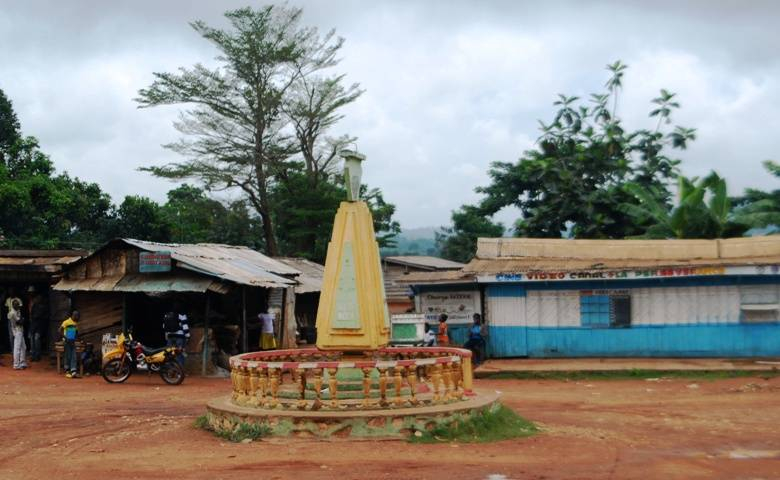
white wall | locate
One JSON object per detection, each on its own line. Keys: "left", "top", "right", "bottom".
{"left": 484, "top": 284, "right": 768, "bottom": 328}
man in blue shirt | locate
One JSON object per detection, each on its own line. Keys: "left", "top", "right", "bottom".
{"left": 463, "top": 313, "right": 487, "bottom": 366}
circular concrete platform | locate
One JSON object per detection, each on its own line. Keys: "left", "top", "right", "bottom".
{"left": 205, "top": 390, "right": 501, "bottom": 439}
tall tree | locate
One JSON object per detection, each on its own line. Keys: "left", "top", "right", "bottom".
{"left": 136, "top": 6, "right": 346, "bottom": 255}
{"left": 283, "top": 75, "right": 363, "bottom": 187}
{"left": 437, "top": 61, "right": 696, "bottom": 260}
{"left": 0, "top": 88, "right": 21, "bottom": 160}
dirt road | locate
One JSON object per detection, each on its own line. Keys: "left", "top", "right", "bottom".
{"left": 1, "top": 361, "right": 779, "bottom": 480}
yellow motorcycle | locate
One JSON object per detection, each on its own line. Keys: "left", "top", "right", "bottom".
{"left": 101, "top": 332, "right": 185, "bottom": 385}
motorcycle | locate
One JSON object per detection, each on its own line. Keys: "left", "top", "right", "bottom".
{"left": 101, "top": 332, "right": 185, "bottom": 385}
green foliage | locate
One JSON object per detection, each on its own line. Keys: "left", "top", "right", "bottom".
{"left": 161, "top": 184, "right": 264, "bottom": 248}
{"left": 409, "top": 404, "right": 537, "bottom": 443}
{"left": 134, "top": 5, "right": 386, "bottom": 257}
{"left": 437, "top": 60, "right": 696, "bottom": 260}
{"left": 0, "top": 88, "right": 21, "bottom": 154}
{"left": 732, "top": 160, "right": 780, "bottom": 232}
{"left": 436, "top": 206, "right": 504, "bottom": 263}
{"left": 195, "top": 415, "right": 271, "bottom": 442}
{"left": 0, "top": 133, "right": 116, "bottom": 248}
{"left": 193, "top": 414, "right": 210, "bottom": 429}
{"left": 271, "top": 171, "right": 400, "bottom": 262}
{"left": 115, "top": 196, "right": 171, "bottom": 242}
{"left": 623, "top": 172, "right": 748, "bottom": 238}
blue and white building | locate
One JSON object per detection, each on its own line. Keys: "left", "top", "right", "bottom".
{"left": 405, "top": 237, "right": 780, "bottom": 358}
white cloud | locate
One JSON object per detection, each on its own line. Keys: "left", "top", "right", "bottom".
{"left": 1, "top": 0, "right": 779, "bottom": 230}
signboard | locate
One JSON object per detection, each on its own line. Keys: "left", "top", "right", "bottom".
{"left": 419, "top": 290, "right": 481, "bottom": 324}
{"left": 478, "top": 265, "right": 780, "bottom": 283}
{"left": 139, "top": 251, "right": 172, "bottom": 273}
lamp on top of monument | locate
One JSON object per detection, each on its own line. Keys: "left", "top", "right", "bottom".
{"left": 340, "top": 149, "right": 365, "bottom": 202}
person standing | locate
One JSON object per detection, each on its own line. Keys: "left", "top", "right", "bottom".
{"left": 463, "top": 313, "right": 486, "bottom": 366}
{"left": 28, "top": 293, "right": 47, "bottom": 362}
{"left": 423, "top": 323, "right": 437, "bottom": 347}
{"left": 436, "top": 313, "right": 449, "bottom": 347}
{"left": 258, "top": 311, "right": 277, "bottom": 350}
{"left": 5, "top": 289, "right": 21, "bottom": 352}
{"left": 60, "top": 310, "right": 80, "bottom": 378}
{"left": 163, "top": 309, "right": 190, "bottom": 367}
{"left": 9, "top": 299, "right": 27, "bottom": 370}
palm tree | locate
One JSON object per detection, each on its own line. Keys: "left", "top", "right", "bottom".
{"left": 623, "top": 172, "right": 748, "bottom": 239}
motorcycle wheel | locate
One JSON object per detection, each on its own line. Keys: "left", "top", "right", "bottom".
{"left": 159, "top": 360, "right": 185, "bottom": 385}
{"left": 102, "top": 358, "right": 131, "bottom": 383}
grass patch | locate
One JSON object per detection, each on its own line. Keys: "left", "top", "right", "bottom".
{"left": 482, "top": 369, "right": 779, "bottom": 382}
{"left": 194, "top": 414, "right": 210, "bottom": 430}
{"left": 410, "top": 404, "right": 537, "bottom": 443}
{"left": 194, "top": 414, "right": 271, "bottom": 442}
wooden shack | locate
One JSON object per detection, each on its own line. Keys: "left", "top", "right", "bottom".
{"left": 54, "top": 239, "right": 302, "bottom": 373}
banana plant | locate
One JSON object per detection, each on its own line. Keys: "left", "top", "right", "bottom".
{"left": 623, "top": 172, "right": 748, "bottom": 239}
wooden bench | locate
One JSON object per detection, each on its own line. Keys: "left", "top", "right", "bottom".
{"left": 54, "top": 340, "right": 89, "bottom": 376}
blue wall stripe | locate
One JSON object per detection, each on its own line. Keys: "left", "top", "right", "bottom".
{"left": 487, "top": 324, "right": 780, "bottom": 358}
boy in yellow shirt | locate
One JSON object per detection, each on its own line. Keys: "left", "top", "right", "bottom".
{"left": 60, "top": 311, "right": 80, "bottom": 378}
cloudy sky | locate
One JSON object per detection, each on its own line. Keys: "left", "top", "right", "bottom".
{"left": 1, "top": 1, "right": 778, "bottom": 229}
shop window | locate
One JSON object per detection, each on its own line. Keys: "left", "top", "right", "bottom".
{"left": 739, "top": 285, "right": 779, "bottom": 323}
{"left": 580, "top": 292, "right": 631, "bottom": 328}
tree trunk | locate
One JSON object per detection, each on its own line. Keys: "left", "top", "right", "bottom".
{"left": 255, "top": 163, "right": 279, "bottom": 256}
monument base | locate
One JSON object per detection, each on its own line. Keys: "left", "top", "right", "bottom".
{"left": 205, "top": 390, "right": 500, "bottom": 439}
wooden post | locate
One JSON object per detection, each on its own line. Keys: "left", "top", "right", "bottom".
{"left": 242, "top": 286, "right": 248, "bottom": 353}
{"left": 202, "top": 294, "right": 210, "bottom": 376}
{"left": 121, "top": 294, "right": 127, "bottom": 333}
{"left": 282, "top": 286, "right": 297, "bottom": 349}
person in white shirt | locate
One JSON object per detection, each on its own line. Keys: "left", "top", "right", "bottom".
{"left": 9, "top": 299, "right": 27, "bottom": 370}
{"left": 423, "top": 323, "right": 437, "bottom": 347}
{"left": 258, "top": 310, "right": 277, "bottom": 350}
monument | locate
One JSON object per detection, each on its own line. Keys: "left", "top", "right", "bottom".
{"left": 205, "top": 151, "right": 498, "bottom": 438}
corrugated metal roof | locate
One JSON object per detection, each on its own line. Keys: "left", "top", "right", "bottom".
{"left": 121, "top": 239, "right": 298, "bottom": 288}
{"left": 54, "top": 275, "right": 124, "bottom": 292}
{"left": 0, "top": 255, "right": 84, "bottom": 272}
{"left": 274, "top": 257, "right": 324, "bottom": 294}
{"left": 397, "top": 270, "right": 475, "bottom": 285}
{"left": 384, "top": 277, "right": 413, "bottom": 300}
{"left": 383, "top": 256, "right": 464, "bottom": 271}
{"left": 53, "top": 272, "right": 215, "bottom": 292}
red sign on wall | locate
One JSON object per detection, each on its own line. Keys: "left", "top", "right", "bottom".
{"left": 139, "top": 251, "right": 171, "bottom": 272}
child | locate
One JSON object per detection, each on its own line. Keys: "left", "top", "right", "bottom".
{"left": 423, "top": 323, "right": 436, "bottom": 347}
{"left": 60, "top": 310, "right": 80, "bottom": 378}
{"left": 436, "top": 313, "right": 449, "bottom": 346}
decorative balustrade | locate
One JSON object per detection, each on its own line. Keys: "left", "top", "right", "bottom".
{"left": 228, "top": 347, "right": 474, "bottom": 411}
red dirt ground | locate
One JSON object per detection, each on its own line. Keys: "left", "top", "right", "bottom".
{"left": 1, "top": 359, "right": 779, "bottom": 480}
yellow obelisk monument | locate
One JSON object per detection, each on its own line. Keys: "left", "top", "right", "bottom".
{"left": 315, "top": 150, "right": 390, "bottom": 351}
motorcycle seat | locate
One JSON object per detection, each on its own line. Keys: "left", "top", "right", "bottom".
{"left": 141, "top": 345, "right": 170, "bottom": 357}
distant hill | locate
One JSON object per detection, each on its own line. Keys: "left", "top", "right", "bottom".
{"left": 381, "top": 226, "right": 441, "bottom": 257}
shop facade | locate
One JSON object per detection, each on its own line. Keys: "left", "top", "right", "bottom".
{"left": 406, "top": 237, "right": 780, "bottom": 358}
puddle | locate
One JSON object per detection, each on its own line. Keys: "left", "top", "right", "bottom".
{"left": 726, "top": 449, "right": 780, "bottom": 459}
